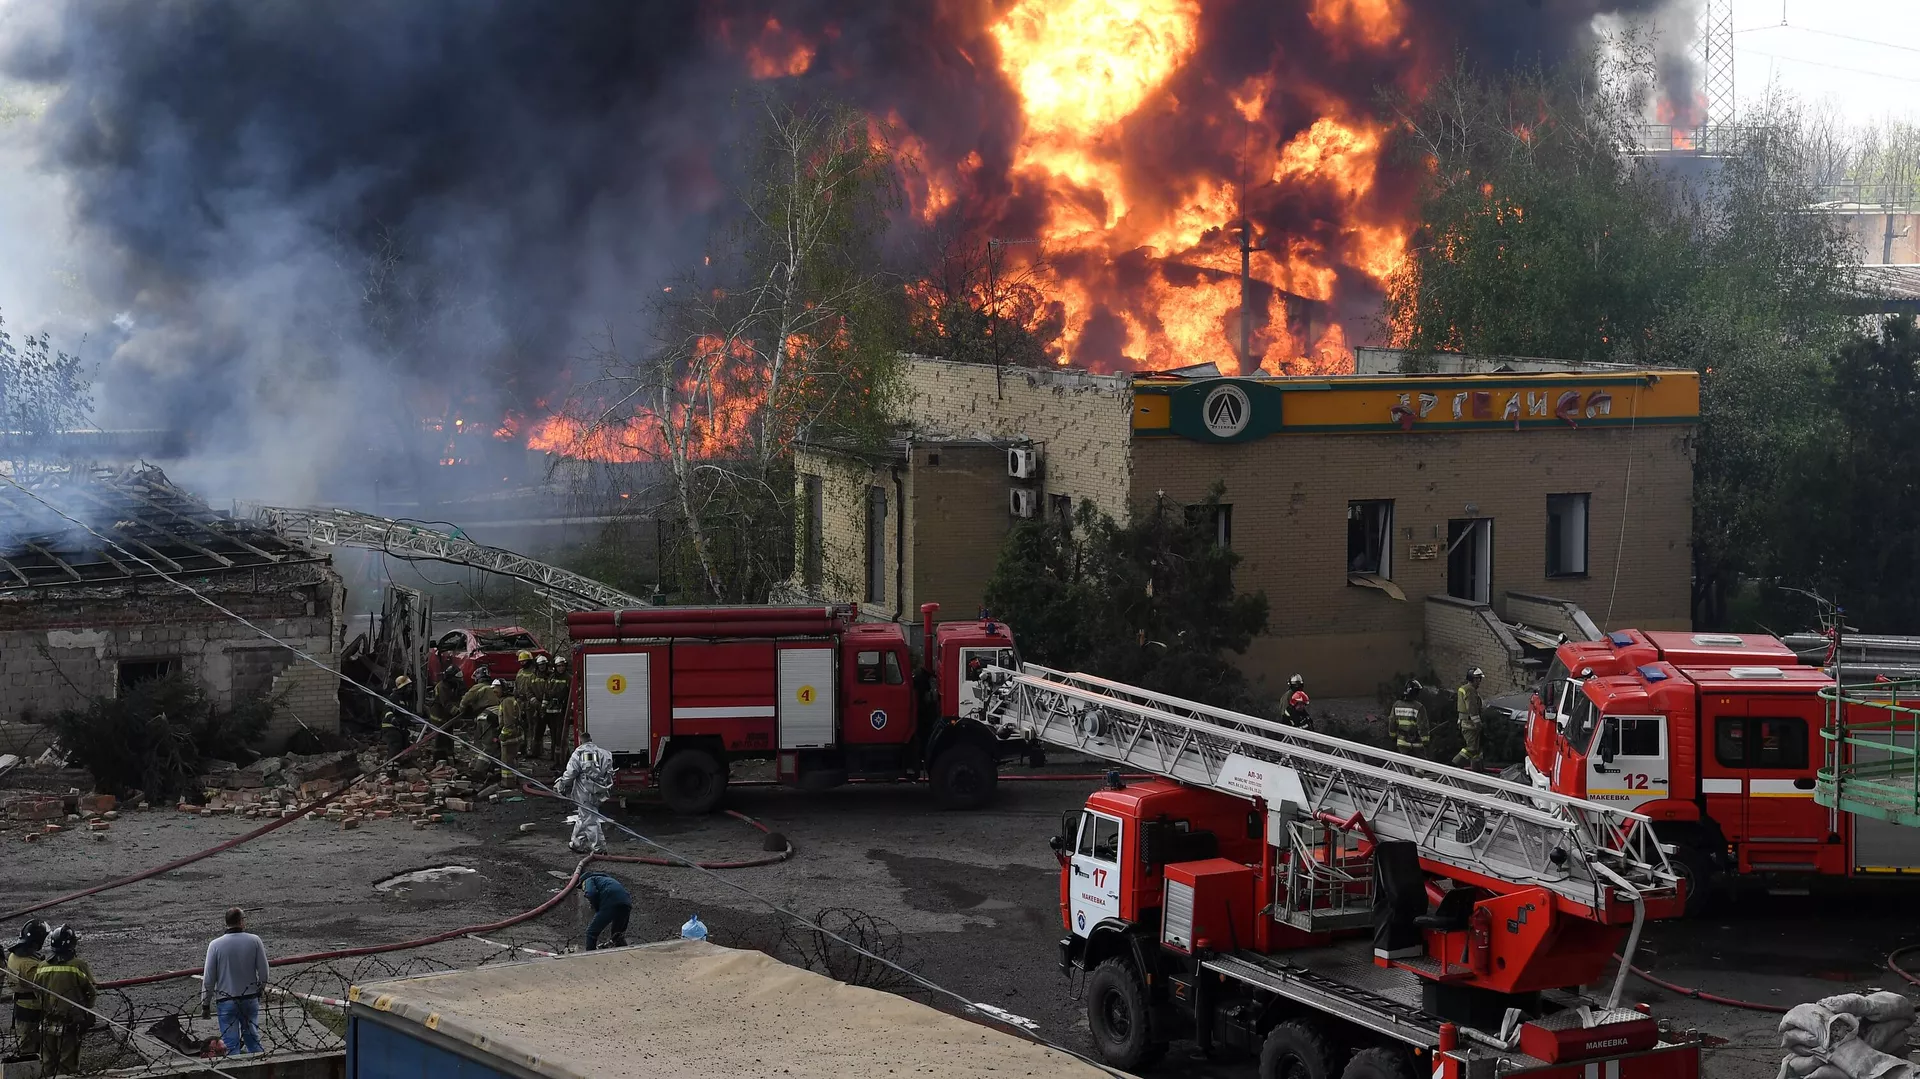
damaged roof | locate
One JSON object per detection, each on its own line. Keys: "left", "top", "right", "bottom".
{"left": 0, "top": 463, "right": 323, "bottom": 592}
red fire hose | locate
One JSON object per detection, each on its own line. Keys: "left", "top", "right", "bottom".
{"left": 3, "top": 733, "right": 437, "bottom": 922}
{"left": 97, "top": 808, "right": 793, "bottom": 990}
{"left": 1616, "top": 955, "right": 1789, "bottom": 1014}
{"left": 1886, "top": 944, "right": 1920, "bottom": 988}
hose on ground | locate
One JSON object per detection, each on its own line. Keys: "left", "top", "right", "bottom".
{"left": 99, "top": 808, "right": 793, "bottom": 989}
{"left": 1617, "top": 954, "right": 1790, "bottom": 1013}
{"left": 1886, "top": 944, "right": 1920, "bottom": 988}
{"left": 2, "top": 732, "right": 437, "bottom": 922}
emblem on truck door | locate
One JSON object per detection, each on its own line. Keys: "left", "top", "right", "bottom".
{"left": 870, "top": 709, "right": 888, "bottom": 730}
{"left": 796, "top": 685, "right": 816, "bottom": 705}
{"left": 605, "top": 674, "right": 627, "bottom": 695}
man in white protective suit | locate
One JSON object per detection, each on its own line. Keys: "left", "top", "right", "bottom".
{"left": 555, "top": 739, "right": 616, "bottom": 854}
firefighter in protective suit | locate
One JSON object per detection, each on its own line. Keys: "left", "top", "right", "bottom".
{"left": 1390, "top": 680, "right": 1431, "bottom": 759}
{"left": 1284, "top": 674, "right": 1311, "bottom": 728}
{"left": 7, "top": 919, "right": 49, "bottom": 1057}
{"left": 31, "top": 925, "right": 95, "bottom": 1076}
{"left": 1453, "top": 668, "right": 1487, "bottom": 770}
{"left": 556, "top": 739, "right": 616, "bottom": 853}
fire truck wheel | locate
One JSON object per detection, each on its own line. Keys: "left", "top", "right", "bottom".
{"left": 1259, "top": 1020, "right": 1337, "bottom": 1079}
{"left": 1338, "top": 1046, "right": 1415, "bottom": 1079}
{"left": 658, "top": 748, "right": 726, "bottom": 815}
{"left": 1086, "top": 958, "right": 1162, "bottom": 1070}
{"left": 929, "top": 742, "right": 998, "bottom": 810}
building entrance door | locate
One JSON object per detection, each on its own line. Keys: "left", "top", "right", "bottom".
{"left": 1447, "top": 518, "right": 1494, "bottom": 603}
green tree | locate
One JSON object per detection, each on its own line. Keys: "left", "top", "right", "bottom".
{"left": 1384, "top": 50, "right": 1858, "bottom": 627}
{"left": 0, "top": 309, "right": 91, "bottom": 477}
{"left": 563, "top": 96, "right": 906, "bottom": 602}
{"left": 983, "top": 487, "right": 1271, "bottom": 709}
{"left": 1771, "top": 316, "right": 1920, "bottom": 630}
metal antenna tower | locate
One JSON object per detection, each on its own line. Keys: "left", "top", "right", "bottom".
{"left": 1697, "top": 0, "right": 1735, "bottom": 146}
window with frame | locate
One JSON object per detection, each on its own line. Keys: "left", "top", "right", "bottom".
{"left": 1546, "top": 493, "right": 1590, "bottom": 577}
{"left": 1089, "top": 815, "right": 1121, "bottom": 861}
{"left": 1712, "top": 716, "right": 1810, "bottom": 770}
{"left": 1050, "top": 493, "right": 1073, "bottom": 530}
{"left": 865, "top": 485, "right": 887, "bottom": 603}
{"left": 1596, "top": 715, "right": 1663, "bottom": 758}
{"left": 1181, "top": 502, "right": 1231, "bottom": 548}
{"left": 854, "top": 650, "right": 884, "bottom": 684}
{"left": 802, "top": 474, "right": 823, "bottom": 588}
{"left": 117, "top": 658, "right": 178, "bottom": 694}
{"left": 1347, "top": 500, "right": 1393, "bottom": 578}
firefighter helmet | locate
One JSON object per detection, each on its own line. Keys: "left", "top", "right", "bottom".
{"left": 1403, "top": 679, "right": 1424, "bottom": 699}
{"left": 13, "top": 919, "right": 49, "bottom": 951}
{"left": 554, "top": 655, "right": 569, "bottom": 668}
{"left": 1288, "top": 674, "right": 1305, "bottom": 689}
{"left": 517, "top": 649, "right": 533, "bottom": 663}
{"left": 1466, "top": 667, "right": 1484, "bottom": 682}
{"left": 392, "top": 674, "right": 412, "bottom": 692}
{"left": 45, "top": 925, "right": 78, "bottom": 959}
{"left": 473, "top": 664, "right": 490, "bottom": 680}
{"left": 536, "top": 653, "right": 551, "bottom": 667}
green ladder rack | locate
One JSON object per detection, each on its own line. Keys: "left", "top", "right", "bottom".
{"left": 1817, "top": 680, "right": 1920, "bottom": 827}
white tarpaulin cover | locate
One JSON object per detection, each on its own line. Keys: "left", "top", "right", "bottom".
{"left": 1779, "top": 992, "right": 1916, "bottom": 1079}
{"left": 349, "top": 938, "right": 1120, "bottom": 1079}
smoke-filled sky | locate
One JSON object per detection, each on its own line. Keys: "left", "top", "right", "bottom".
{"left": 0, "top": 0, "right": 1683, "bottom": 505}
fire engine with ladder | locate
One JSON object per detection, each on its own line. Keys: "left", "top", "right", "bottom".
{"left": 979, "top": 665, "right": 1699, "bottom": 1079}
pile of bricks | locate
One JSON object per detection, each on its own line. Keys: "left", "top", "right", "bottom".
{"left": 7, "top": 793, "right": 123, "bottom": 843}
{"left": 5, "top": 757, "right": 492, "bottom": 841}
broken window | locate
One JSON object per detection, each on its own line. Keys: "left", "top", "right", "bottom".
{"left": 1187, "top": 503, "right": 1232, "bottom": 548}
{"left": 1546, "top": 493, "right": 1590, "bottom": 577}
{"left": 117, "top": 658, "right": 177, "bottom": 694}
{"left": 865, "top": 485, "right": 887, "bottom": 604}
{"left": 802, "top": 474, "right": 823, "bottom": 589}
{"left": 1347, "top": 500, "right": 1393, "bottom": 578}
{"left": 1050, "top": 493, "right": 1072, "bottom": 530}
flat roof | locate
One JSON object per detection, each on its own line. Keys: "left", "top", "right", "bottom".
{"left": 348, "top": 940, "right": 1118, "bottom": 1079}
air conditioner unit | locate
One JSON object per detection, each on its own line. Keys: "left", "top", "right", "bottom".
{"left": 1009, "top": 488, "right": 1038, "bottom": 518}
{"left": 1007, "top": 447, "right": 1039, "bottom": 480}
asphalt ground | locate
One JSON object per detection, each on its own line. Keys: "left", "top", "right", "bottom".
{"left": 3, "top": 766, "right": 1918, "bottom": 1078}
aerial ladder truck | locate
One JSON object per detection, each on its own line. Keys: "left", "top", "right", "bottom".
{"left": 980, "top": 666, "right": 1699, "bottom": 1079}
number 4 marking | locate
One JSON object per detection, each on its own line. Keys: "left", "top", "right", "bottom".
{"left": 1092, "top": 867, "right": 1108, "bottom": 888}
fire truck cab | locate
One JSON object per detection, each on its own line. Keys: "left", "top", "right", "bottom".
{"left": 566, "top": 603, "right": 1029, "bottom": 813}
{"left": 1524, "top": 631, "right": 1920, "bottom": 910}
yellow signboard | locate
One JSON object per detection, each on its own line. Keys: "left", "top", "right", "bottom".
{"left": 1132, "top": 371, "right": 1698, "bottom": 439}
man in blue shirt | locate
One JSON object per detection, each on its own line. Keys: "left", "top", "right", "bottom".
{"left": 580, "top": 873, "right": 632, "bottom": 951}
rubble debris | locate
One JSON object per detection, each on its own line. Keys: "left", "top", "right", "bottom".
{"left": 8, "top": 798, "right": 64, "bottom": 822}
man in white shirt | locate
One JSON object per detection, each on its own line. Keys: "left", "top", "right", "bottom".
{"left": 201, "top": 908, "right": 269, "bottom": 1054}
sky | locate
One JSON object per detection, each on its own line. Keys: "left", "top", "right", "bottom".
{"left": 1728, "top": 0, "right": 1920, "bottom": 125}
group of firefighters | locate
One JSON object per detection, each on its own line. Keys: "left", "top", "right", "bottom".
{"left": 1286, "top": 667, "right": 1490, "bottom": 770}
{"left": 5, "top": 921, "right": 96, "bottom": 1075}
{"left": 381, "top": 650, "right": 573, "bottom": 783}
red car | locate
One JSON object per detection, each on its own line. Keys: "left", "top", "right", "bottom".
{"left": 427, "top": 627, "right": 548, "bottom": 685}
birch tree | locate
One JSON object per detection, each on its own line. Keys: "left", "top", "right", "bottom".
{"left": 561, "top": 97, "right": 903, "bottom": 602}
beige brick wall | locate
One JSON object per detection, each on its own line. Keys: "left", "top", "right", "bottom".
{"left": 902, "top": 358, "right": 1135, "bottom": 521}
{"left": 1130, "top": 425, "right": 1694, "bottom": 696}
{"left": 1507, "top": 592, "right": 1603, "bottom": 642}
{"left": 906, "top": 444, "right": 1013, "bottom": 620}
{"left": 792, "top": 445, "right": 899, "bottom": 616}
{"left": 1425, "top": 596, "right": 1528, "bottom": 698}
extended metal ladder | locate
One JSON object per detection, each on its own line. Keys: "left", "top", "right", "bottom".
{"left": 983, "top": 665, "right": 1677, "bottom": 918}
{"left": 247, "top": 505, "right": 652, "bottom": 613}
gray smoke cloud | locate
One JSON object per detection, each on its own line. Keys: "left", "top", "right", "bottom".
{"left": 0, "top": 0, "right": 1680, "bottom": 508}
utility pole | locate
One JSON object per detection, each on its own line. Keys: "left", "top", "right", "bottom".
{"left": 1697, "top": 0, "right": 1735, "bottom": 150}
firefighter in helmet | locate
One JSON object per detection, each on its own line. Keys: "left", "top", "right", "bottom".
{"left": 7, "top": 919, "right": 49, "bottom": 1056}
{"left": 543, "top": 655, "right": 571, "bottom": 764}
{"left": 1453, "top": 668, "right": 1487, "bottom": 770}
{"left": 430, "top": 664, "right": 464, "bottom": 760}
{"left": 1284, "top": 674, "right": 1311, "bottom": 728}
{"left": 469, "top": 680, "right": 507, "bottom": 784}
{"left": 31, "top": 925, "right": 96, "bottom": 1075}
{"left": 1391, "top": 680, "right": 1430, "bottom": 759}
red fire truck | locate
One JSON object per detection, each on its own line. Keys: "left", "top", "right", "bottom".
{"left": 562, "top": 603, "right": 1028, "bottom": 813}
{"left": 979, "top": 666, "right": 1699, "bottom": 1079}
{"left": 1521, "top": 630, "right": 1920, "bottom": 911}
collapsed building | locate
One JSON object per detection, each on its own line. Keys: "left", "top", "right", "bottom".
{"left": 0, "top": 464, "right": 342, "bottom": 752}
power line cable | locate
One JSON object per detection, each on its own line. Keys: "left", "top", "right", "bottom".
{"left": 1735, "top": 48, "right": 1920, "bottom": 85}
{"left": 1735, "top": 21, "right": 1920, "bottom": 58}
{"left": 0, "top": 473, "right": 1123, "bottom": 1077}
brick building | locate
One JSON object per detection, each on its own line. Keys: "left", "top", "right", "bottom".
{"left": 0, "top": 465, "right": 343, "bottom": 751}
{"left": 790, "top": 353, "right": 1698, "bottom": 698}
